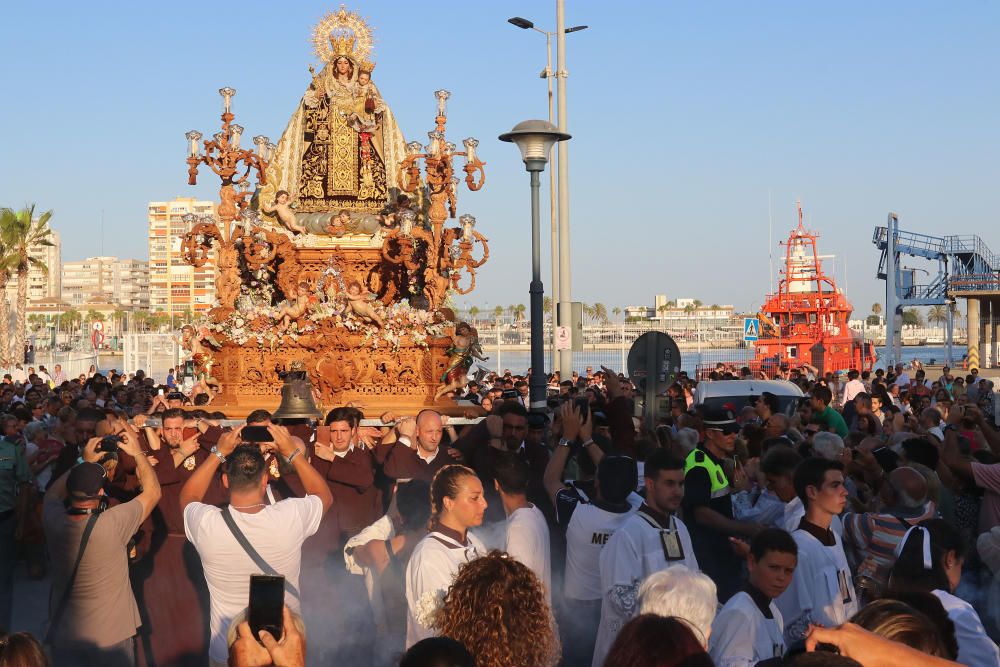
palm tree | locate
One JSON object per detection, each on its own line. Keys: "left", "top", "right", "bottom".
{"left": 514, "top": 304, "right": 526, "bottom": 324}
{"left": 693, "top": 299, "right": 703, "bottom": 308}
{"left": 61, "top": 308, "right": 81, "bottom": 339}
{"left": 1, "top": 205, "right": 53, "bottom": 362}
{"left": 927, "top": 305, "right": 947, "bottom": 327}
{"left": 468, "top": 306, "right": 479, "bottom": 325}
{"left": 112, "top": 308, "right": 127, "bottom": 335}
{"left": 657, "top": 303, "right": 670, "bottom": 320}
{"left": 542, "top": 296, "right": 553, "bottom": 319}
{"left": 612, "top": 307, "right": 622, "bottom": 322}
{"left": 684, "top": 303, "right": 697, "bottom": 317}
{"left": 132, "top": 311, "right": 149, "bottom": 333}
{"left": 582, "top": 303, "right": 596, "bottom": 323}
{"left": 493, "top": 305, "right": 503, "bottom": 320}
{"left": 85, "top": 309, "right": 102, "bottom": 327}
{"left": 592, "top": 302, "right": 609, "bottom": 324}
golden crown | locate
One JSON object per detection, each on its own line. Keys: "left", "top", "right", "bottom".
{"left": 330, "top": 34, "right": 356, "bottom": 58}
{"left": 358, "top": 59, "right": 375, "bottom": 74}
{"left": 312, "top": 6, "right": 374, "bottom": 64}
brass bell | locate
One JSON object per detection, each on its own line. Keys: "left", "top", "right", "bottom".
{"left": 271, "top": 362, "right": 323, "bottom": 421}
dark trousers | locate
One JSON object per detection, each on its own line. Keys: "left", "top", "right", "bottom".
{"left": 0, "top": 511, "right": 16, "bottom": 632}
{"left": 52, "top": 637, "right": 137, "bottom": 667}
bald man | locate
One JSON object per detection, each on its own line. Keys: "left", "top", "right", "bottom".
{"left": 381, "top": 409, "right": 454, "bottom": 482}
{"left": 764, "top": 414, "right": 790, "bottom": 440}
{"left": 842, "top": 466, "right": 936, "bottom": 597}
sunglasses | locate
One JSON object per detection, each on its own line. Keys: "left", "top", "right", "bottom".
{"left": 708, "top": 425, "right": 740, "bottom": 435}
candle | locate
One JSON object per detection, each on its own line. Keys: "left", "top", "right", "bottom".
{"left": 186, "top": 130, "right": 202, "bottom": 157}
{"left": 230, "top": 124, "right": 244, "bottom": 150}
{"left": 435, "top": 89, "right": 451, "bottom": 117}
{"left": 219, "top": 87, "right": 236, "bottom": 114}
{"left": 463, "top": 137, "right": 479, "bottom": 164}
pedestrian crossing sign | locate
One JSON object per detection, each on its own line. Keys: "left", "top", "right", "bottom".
{"left": 743, "top": 318, "right": 759, "bottom": 342}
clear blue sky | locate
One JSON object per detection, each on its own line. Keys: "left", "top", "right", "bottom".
{"left": 2, "top": 1, "right": 998, "bottom": 316}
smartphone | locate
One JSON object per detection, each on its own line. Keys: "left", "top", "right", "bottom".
{"left": 574, "top": 396, "right": 590, "bottom": 421}
{"left": 242, "top": 425, "right": 273, "bottom": 443}
{"left": 158, "top": 388, "right": 164, "bottom": 396}
{"left": 248, "top": 574, "right": 284, "bottom": 643}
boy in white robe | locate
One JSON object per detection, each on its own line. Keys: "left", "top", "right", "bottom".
{"left": 592, "top": 451, "right": 697, "bottom": 666}
{"left": 775, "top": 458, "right": 858, "bottom": 646}
{"left": 710, "top": 528, "right": 798, "bottom": 666}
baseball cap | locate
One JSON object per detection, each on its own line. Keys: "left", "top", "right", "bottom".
{"left": 67, "top": 462, "right": 107, "bottom": 499}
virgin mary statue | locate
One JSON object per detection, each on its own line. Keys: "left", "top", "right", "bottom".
{"left": 259, "top": 8, "right": 409, "bottom": 218}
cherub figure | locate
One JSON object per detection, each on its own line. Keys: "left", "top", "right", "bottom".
{"left": 274, "top": 281, "right": 313, "bottom": 327}
{"left": 261, "top": 190, "right": 305, "bottom": 234}
{"left": 345, "top": 280, "right": 385, "bottom": 328}
{"left": 326, "top": 209, "right": 351, "bottom": 237}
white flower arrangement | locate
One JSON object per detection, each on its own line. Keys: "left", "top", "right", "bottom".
{"left": 414, "top": 589, "right": 445, "bottom": 629}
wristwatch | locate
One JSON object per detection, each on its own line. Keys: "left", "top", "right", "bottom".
{"left": 210, "top": 446, "right": 226, "bottom": 463}
{"left": 558, "top": 438, "right": 572, "bottom": 447}
{"left": 285, "top": 448, "right": 303, "bottom": 464}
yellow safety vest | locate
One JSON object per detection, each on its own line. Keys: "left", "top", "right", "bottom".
{"left": 684, "top": 448, "right": 730, "bottom": 498}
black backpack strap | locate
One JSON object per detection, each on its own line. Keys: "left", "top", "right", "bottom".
{"left": 46, "top": 512, "right": 99, "bottom": 643}
{"left": 221, "top": 506, "right": 300, "bottom": 599}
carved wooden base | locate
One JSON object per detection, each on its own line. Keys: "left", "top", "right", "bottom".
{"left": 209, "top": 331, "right": 470, "bottom": 418}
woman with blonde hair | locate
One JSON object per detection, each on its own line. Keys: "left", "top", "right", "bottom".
{"left": 404, "top": 465, "right": 486, "bottom": 647}
{"left": 435, "top": 551, "right": 560, "bottom": 667}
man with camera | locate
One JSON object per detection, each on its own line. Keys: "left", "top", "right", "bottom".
{"left": 42, "top": 430, "right": 160, "bottom": 666}
{"left": 181, "top": 424, "right": 333, "bottom": 667}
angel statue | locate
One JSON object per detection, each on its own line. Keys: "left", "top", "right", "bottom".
{"left": 434, "top": 323, "right": 488, "bottom": 401}
{"left": 181, "top": 324, "right": 223, "bottom": 401}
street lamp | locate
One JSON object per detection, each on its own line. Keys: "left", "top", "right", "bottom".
{"left": 507, "top": 16, "right": 587, "bottom": 374}
{"left": 500, "top": 120, "right": 571, "bottom": 411}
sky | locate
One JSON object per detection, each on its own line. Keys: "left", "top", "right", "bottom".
{"left": 2, "top": 1, "right": 999, "bottom": 316}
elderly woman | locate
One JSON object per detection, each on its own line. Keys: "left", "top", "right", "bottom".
{"left": 23, "top": 421, "right": 61, "bottom": 492}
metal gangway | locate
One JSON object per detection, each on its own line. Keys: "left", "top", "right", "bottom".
{"left": 873, "top": 214, "right": 1000, "bottom": 367}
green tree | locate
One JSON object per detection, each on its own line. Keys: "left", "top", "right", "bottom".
{"left": 514, "top": 304, "right": 526, "bottom": 323}
{"left": 0, "top": 205, "right": 53, "bottom": 362}
{"left": 592, "top": 303, "right": 609, "bottom": 324}
{"left": 85, "top": 309, "right": 102, "bottom": 326}
{"left": 684, "top": 303, "right": 697, "bottom": 317}
{"left": 61, "top": 308, "right": 81, "bottom": 336}
{"left": 612, "top": 307, "right": 622, "bottom": 321}
{"left": 493, "top": 305, "right": 503, "bottom": 320}
{"left": 542, "top": 296, "right": 553, "bottom": 318}
{"left": 693, "top": 299, "right": 703, "bottom": 307}
{"left": 657, "top": 303, "right": 670, "bottom": 319}
{"left": 927, "top": 305, "right": 947, "bottom": 327}
{"left": 468, "top": 306, "right": 479, "bottom": 324}
{"left": 871, "top": 302, "right": 882, "bottom": 319}
{"left": 112, "top": 308, "right": 127, "bottom": 334}
{"left": 902, "top": 308, "right": 924, "bottom": 327}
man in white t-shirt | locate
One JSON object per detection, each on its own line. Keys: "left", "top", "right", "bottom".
{"left": 181, "top": 425, "right": 334, "bottom": 666}
{"left": 495, "top": 458, "right": 551, "bottom": 599}
{"left": 842, "top": 370, "right": 866, "bottom": 405}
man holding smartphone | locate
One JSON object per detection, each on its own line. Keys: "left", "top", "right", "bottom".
{"left": 181, "top": 425, "right": 333, "bottom": 667}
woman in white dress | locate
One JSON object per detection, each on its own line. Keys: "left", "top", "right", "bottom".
{"left": 888, "top": 519, "right": 1000, "bottom": 667}
{"left": 404, "top": 465, "right": 486, "bottom": 647}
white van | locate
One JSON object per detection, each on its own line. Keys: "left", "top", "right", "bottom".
{"left": 693, "top": 379, "right": 804, "bottom": 416}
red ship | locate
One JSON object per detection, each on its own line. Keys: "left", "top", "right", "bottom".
{"left": 753, "top": 202, "right": 876, "bottom": 375}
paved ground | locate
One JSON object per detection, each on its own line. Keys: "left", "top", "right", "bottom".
{"left": 10, "top": 562, "right": 49, "bottom": 637}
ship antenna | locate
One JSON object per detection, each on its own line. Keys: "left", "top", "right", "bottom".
{"left": 796, "top": 199, "right": 804, "bottom": 229}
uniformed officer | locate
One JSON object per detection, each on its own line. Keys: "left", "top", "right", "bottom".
{"left": 0, "top": 422, "right": 32, "bottom": 630}
{"left": 683, "top": 407, "right": 762, "bottom": 602}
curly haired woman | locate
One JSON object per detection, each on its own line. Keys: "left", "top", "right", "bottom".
{"left": 434, "top": 550, "right": 560, "bottom": 667}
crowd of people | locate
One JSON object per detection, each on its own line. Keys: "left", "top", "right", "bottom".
{"left": 0, "top": 360, "right": 999, "bottom": 667}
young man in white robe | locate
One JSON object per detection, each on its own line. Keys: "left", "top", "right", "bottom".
{"left": 592, "top": 450, "right": 697, "bottom": 667}
{"left": 495, "top": 458, "right": 551, "bottom": 600}
{"left": 710, "top": 528, "right": 798, "bottom": 666}
{"left": 775, "top": 458, "right": 858, "bottom": 647}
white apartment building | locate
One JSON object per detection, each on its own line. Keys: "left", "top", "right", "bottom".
{"left": 61, "top": 256, "right": 149, "bottom": 309}
{"left": 147, "top": 197, "right": 218, "bottom": 317}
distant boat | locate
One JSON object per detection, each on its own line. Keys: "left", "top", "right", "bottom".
{"left": 751, "top": 202, "right": 876, "bottom": 375}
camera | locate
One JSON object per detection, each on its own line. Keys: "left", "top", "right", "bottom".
{"left": 98, "top": 434, "right": 124, "bottom": 453}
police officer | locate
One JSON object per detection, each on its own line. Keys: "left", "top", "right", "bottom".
{"left": 683, "top": 407, "right": 762, "bottom": 602}
{"left": 0, "top": 426, "right": 31, "bottom": 630}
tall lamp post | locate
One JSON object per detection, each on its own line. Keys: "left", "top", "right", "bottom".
{"left": 500, "top": 120, "right": 571, "bottom": 411}
{"left": 508, "top": 17, "right": 587, "bottom": 374}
